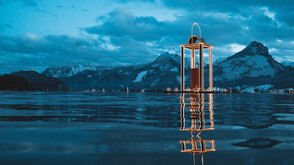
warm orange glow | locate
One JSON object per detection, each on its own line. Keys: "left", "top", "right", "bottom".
{"left": 180, "top": 139, "right": 216, "bottom": 154}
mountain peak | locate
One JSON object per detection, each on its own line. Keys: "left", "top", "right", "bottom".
{"left": 245, "top": 41, "right": 269, "bottom": 55}
{"left": 227, "top": 41, "right": 270, "bottom": 61}
{"left": 153, "top": 52, "right": 180, "bottom": 63}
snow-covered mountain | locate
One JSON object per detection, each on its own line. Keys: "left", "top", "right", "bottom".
{"left": 42, "top": 64, "right": 114, "bottom": 78}
{"left": 42, "top": 41, "right": 294, "bottom": 90}
{"left": 42, "top": 52, "right": 188, "bottom": 90}
{"left": 215, "top": 41, "right": 285, "bottom": 81}
{"left": 43, "top": 53, "right": 190, "bottom": 79}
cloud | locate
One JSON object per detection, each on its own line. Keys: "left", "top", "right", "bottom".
{"left": 0, "top": 33, "right": 115, "bottom": 73}
{"left": 269, "top": 48, "right": 278, "bottom": 53}
{"left": 0, "top": 0, "right": 39, "bottom": 6}
{"left": 84, "top": 8, "right": 252, "bottom": 63}
{"left": 21, "top": 0, "right": 38, "bottom": 6}
{"left": 0, "top": 23, "right": 13, "bottom": 31}
{"left": 0, "top": 32, "right": 160, "bottom": 73}
{"left": 0, "top": 34, "right": 100, "bottom": 56}
{"left": 87, "top": 8, "right": 255, "bottom": 48}
{"left": 161, "top": 0, "right": 294, "bottom": 12}
{"left": 56, "top": 5, "right": 64, "bottom": 9}
{"left": 82, "top": 8, "right": 89, "bottom": 12}
{"left": 260, "top": 7, "right": 281, "bottom": 27}
{"left": 86, "top": 8, "right": 183, "bottom": 41}
{"left": 229, "top": 43, "right": 246, "bottom": 53}
{"left": 85, "top": 8, "right": 200, "bottom": 62}
{"left": 35, "top": 8, "right": 58, "bottom": 18}
{"left": 160, "top": 0, "right": 294, "bottom": 34}
{"left": 214, "top": 43, "right": 246, "bottom": 59}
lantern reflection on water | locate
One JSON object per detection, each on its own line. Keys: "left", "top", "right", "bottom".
{"left": 179, "top": 93, "right": 215, "bottom": 165}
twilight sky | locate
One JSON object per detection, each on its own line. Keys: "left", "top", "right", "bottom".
{"left": 1, "top": 0, "right": 294, "bottom": 74}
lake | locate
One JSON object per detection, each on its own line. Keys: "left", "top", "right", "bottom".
{"left": 0, "top": 91, "right": 293, "bottom": 165}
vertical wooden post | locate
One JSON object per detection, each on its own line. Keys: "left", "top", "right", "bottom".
{"left": 209, "top": 93, "right": 214, "bottom": 128}
{"left": 181, "top": 46, "right": 185, "bottom": 91}
{"left": 199, "top": 44, "right": 204, "bottom": 91}
{"left": 180, "top": 93, "right": 185, "bottom": 130}
{"left": 199, "top": 93, "right": 205, "bottom": 130}
{"left": 209, "top": 47, "right": 213, "bottom": 91}
{"left": 191, "top": 50, "right": 195, "bottom": 69}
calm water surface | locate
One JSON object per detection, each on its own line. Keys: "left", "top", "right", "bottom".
{"left": 0, "top": 91, "right": 293, "bottom": 165}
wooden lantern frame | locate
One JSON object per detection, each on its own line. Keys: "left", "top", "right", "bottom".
{"left": 180, "top": 23, "right": 213, "bottom": 92}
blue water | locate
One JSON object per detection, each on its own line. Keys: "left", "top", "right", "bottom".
{"left": 0, "top": 91, "right": 293, "bottom": 165}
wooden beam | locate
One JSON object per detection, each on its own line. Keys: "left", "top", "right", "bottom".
{"left": 181, "top": 46, "right": 185, "bottom": 91}
{"left": 209, "top": 47, "right": 213, "bottom": 91}
{"left": 180, "top": 43, "right": 212, "bottom": 50}
{"left": 191, "top": 50, "right": 195, "bottom": 69}
{"left": 199, "top": 44, "right": 204, "bottom": 91}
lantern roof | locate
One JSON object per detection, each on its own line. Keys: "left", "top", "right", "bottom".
{"left": 180, "top": 43, "right": 213, "bottom": 50}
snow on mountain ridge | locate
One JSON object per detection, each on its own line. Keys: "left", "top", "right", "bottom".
{"left": 42, "top": 64, "right": 113, "bottom": 78}
{"left": 133, "top": 71, "right": 148, "bottom": 83}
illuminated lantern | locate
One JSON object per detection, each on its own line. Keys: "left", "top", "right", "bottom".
{"left": 180, "top": 23, "right": 213, "bottom": 92}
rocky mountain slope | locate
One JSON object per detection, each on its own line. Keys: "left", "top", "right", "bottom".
{"left": 12, "top": 71, "right": 68, "bottom": 91}
{"left": 0, "top": 74, "right": 34, "bottom": 91}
